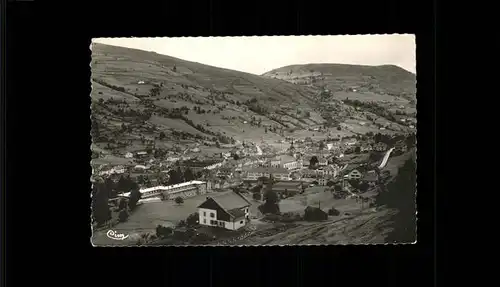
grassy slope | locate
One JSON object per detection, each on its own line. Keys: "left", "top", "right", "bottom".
{"left": 91, "top": 43, "right": 414, "bottom": 162}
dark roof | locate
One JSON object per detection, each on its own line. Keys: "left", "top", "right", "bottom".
{"left": 227, "top": 208, "right": 246, "bottom": 219}
{"left": 212, "top": 192, "right": 251, "bottom": 210}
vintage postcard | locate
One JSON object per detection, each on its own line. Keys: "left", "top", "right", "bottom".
{"left": 90, "top": 34, "right": 417, "bottom": 246}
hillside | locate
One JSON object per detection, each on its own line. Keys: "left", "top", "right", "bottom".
{"left": 263, "top": 63, "right": 417, "bottom": 113}
{"left": 90, "top": 43, "right": 415, "bottom": 163}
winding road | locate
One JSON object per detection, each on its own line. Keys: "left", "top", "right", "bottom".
{"left": 378, "top": 147, "right": 395, "bottom": 169}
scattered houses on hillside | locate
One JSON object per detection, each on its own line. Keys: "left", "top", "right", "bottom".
{"left": 198, "top": 192, "right": 251, "bottom": 231}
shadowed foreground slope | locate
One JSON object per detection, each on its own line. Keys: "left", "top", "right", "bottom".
{"left": 375, "top": 151, "right": 417, "bottom": 243}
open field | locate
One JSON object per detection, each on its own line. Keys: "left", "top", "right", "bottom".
{"left": 91, "top": 190, "right": 260, "bottom": 246}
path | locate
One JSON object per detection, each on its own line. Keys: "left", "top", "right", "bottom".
{"left": 378, "top": 147, "right": 395, "bottom": 169}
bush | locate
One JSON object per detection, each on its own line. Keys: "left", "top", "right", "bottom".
{"left": 156, "top": 225, "right": 173, "bottom": 238}
{"left": 328, "top": 208, "right": 341, "bottom": 216}
{"left": 118, "top": 210, "right": 129, "bottom": 222}
{"left": 175, "top": 196, "right": 184, "bottom": 205}
{"left": 258, "top": 203, "right": 280, "bottom": 215}
{"left": 303, "top": 206, "right": 328, "bottom": 221}
{"left": 186, "top": 212, "right": 199, "bottom": 226}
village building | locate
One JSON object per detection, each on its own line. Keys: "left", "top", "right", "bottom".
{"left": 373, "top": 142, "right": 388, "bottom": 152}
{"left": 318, "top": 178, "right": 328, "bottom": 186}
{"left": 198, "top": 192, "right": 251, "bottom": 231}
{"left": 125, "top": 152, "right": 134, "bottom": 159}
{"left": 133, "top": 165, "right": 149, "bottom": 171}
{"left": 347, "top": 169, "right": 363, "bottom": 180}
{"left": 118, "top": 180, "right": 212, "bottom": 200}
{"left": 318, "top": 157, "right": 328, "bottom": 167}
{"left": 135, "top": 151, "right": 149, "bottom": 158}
{"left": 216, "top": 167, "right": 233, "bottom": 179}
{"left": 270, "top": 181, "right": 304, "bottom": 198}
{"left": 342, "top": 138, "right": 358, "bottom": 146}
{"left": 270, "top": 155, "right": 301, "bottom": 170}
{"left": 302, "top": 156, "right": 311, "bottom": 168}
{"left": 179, "top": 159, "right": 221, "bottom": 173}
{"left": 244, "top": 167, "right": 290, "bottom": 181}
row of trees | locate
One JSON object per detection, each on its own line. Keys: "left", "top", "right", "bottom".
{"left": 167, "top": 167, "right": 197, "bottom": 185}
{"left": 91, "top": 176, "right": 142, "bottom": 226}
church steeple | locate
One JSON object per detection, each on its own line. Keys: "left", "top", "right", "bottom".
{"left": 287, "top": 140, "right": 295, "bottom": 156}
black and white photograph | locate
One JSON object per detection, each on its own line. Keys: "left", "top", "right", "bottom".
{"left": 90, "top": 34, "right": 417, "bottom": 246}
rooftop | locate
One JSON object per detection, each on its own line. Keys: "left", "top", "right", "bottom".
{"left": 247, "top": 167, "right": 290, "bottom": 174}
{"left": 273, "top": 155, "right": 296, "bottom": 163}
{"left": 139, "top": 180, "right": 206, "bottom": 194}
{"left": 199, "top": 192, "right": 251, "bottom": 212}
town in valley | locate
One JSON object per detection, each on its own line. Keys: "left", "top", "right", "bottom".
{"left": 90, "top": 35, "right": 417, "bottom": 246}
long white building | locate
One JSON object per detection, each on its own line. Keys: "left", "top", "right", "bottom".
{"left": 118, "top": 180, "right": 212, "bottom": 200}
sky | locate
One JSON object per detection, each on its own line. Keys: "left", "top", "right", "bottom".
{"left": 93, "top": 34, "right": 415, "bottom": 75}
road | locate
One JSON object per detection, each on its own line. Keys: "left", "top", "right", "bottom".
{"left": 378, "top": 147, "right": 395, "bottom": 169}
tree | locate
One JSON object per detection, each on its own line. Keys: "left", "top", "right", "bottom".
{"left": 175, "top": 196, "right": 184, "bottom": 205}
{"left": 168, "top": 169, "right": 182, "bottom": 185}
{"left": 128, "top": 188, "right": 142, "bottom": 210}
{"left": 309, "top": 156, "right": 319, "bottom": 168}
{"left": 118, "top": 210, "right": 129, "bottom": 222}
{"left": 91, "top": 181, "right": 112, "bottom": 226}
{"left": 183, "top": 168, "right": 195, "bottom": 182}
{"left": 355, "top": 146, "right": 361, "bottom": 153}
{"left": 186, "top": 212, "right": 199, "bottom": 226}
{"left": 156, "top": 225, "right": 173, "bottom": 238}
{"left": 328, "top": 207, "right": 341, "bottom": 216}
{"left": 118, "top": 199, "right": 128, "bottom": 210}
{"left": 259, "top": 189, "right": 280, "bottom": 215}
{"left": 159, "top": 131, "right": 166, "bottom": 140}
{"left": 232, "top": 153, "right": 240, "bottom": 160}
{"left": 319, "top": 141, "right": 325, "bottom": 150}
{"left": 176, "top": 167, "right": 184, "bottom": 182}
{"left": 337, "top": 126, "right": 342, "bottom": 131}
{"left": 104, "top": 177, "right": 116, "bottom": 198}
